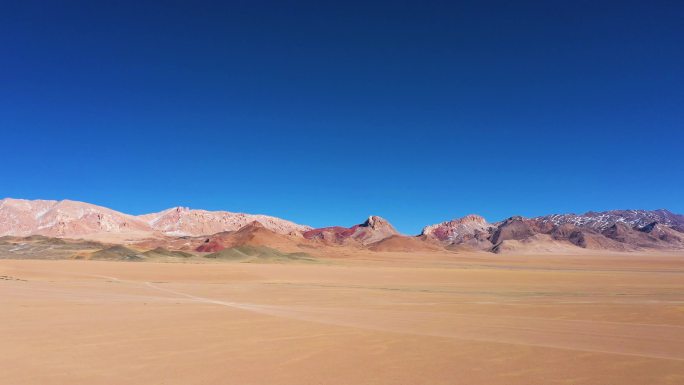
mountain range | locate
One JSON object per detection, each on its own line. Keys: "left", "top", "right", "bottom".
{"left": 0, "top": 198, "right": 309, "bottom": 240}
{"left": 1, "top": 198, "right": 683, "bottom": 256}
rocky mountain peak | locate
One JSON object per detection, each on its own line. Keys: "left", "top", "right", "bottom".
{"left": 420, "top": 214, "right": 493, "bottom": 249}
{"left": 460, "top": 214, "right": 487, "bottom": 224}
{"left": 362, "top": 216, "right": 397, "bottom": 233}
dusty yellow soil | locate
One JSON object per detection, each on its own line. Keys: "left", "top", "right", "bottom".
{"left": 1, "top": 253, "right": 683, "bottom": 384}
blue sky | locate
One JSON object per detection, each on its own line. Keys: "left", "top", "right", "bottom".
{"left": 1, "top": 1, "right": 683, "bottom": 234}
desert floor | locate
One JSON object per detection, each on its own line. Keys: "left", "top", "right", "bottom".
{"left": 1, "top": 252, "right": 683, "bottom": 384}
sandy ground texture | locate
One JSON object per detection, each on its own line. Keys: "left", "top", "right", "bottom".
{"left": 1, "top": 252, "right": 684, "bottom": 385}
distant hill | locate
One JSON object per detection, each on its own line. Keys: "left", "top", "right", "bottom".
{"left": 205, "top": 245, "right": 317, "bottom": 263}
{"left": 1, "top": 198, "right": 683, "bottom": 255}
{"left": 303, "top": 216, "right": 399, "bottom": 246}
{"left": 422, "top": 210, "right": 684, "bottom": 253}
{"left": 90, "top": 246, "right": 145, "bottom": 261}
{"left": 0, "top": 198, "right": 310, "bottom": 241}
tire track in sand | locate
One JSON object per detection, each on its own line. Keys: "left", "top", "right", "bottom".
{"left": 143, "top": 281, "right": 684, "bottom": 362}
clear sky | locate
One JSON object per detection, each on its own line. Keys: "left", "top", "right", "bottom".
{"left": 1, "top": 1, "right": 683, "bottom": 234}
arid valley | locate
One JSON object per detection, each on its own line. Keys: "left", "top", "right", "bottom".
{"left": 2, "top": 198, "right": 684, "bottom": 384}
{"left": 2, "top": 250, "right": 684, "bottom": 385}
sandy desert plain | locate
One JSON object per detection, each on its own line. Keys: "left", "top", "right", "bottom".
{"left": 1, "top": 249, "right": 684, "bottom": 385}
